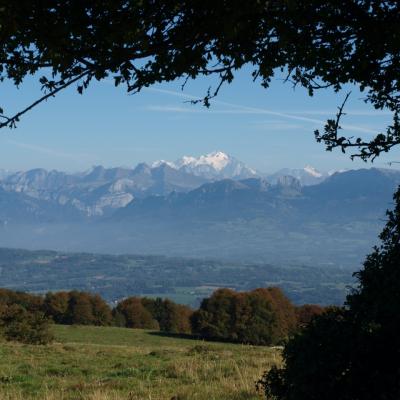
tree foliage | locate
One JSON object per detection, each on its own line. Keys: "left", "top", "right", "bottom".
{"left": 141, "top": 297, "right": 193, "bottom": 334}
{"left": 191, "top": 287, "right": 297, "bottom": 345}
{"left": 0, "top": 1, "right": 399, "bottom": 159}
{"left": 0, "top": 288, "right": 43, "bottom": 312}
{"left": 114, "top": 297, "right": 159, "bottom": 329}
{"left": 44, "top": 291, "right": 113, "bottom": 326}
{"left": 259, "top": 188, "right": 400, "bottom": 400}
{"left": 0, "top": 304, "right": 54, "bottom": 345}
{"left": 295, "top": 304, "right": 325, "bottom": 328}
{"left": 0, "top": 285, "right": 325, "bottom": 345}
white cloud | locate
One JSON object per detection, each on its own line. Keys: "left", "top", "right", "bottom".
{"left": 146, "top": 87, "right": 382, "bottom": 135}
{"left": 7, "top": 140, "right": 93, "bottom": 160}
{"left": 291, "top": 110, "right": 392, "bottom": 116}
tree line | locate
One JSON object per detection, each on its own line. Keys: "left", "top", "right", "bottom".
{"left": 0, "top": 287, "right": 324, "bottom": 345}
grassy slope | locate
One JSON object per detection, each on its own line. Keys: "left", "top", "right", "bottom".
{"left": 0, "top": 325, "right": 281, "bottom": 400}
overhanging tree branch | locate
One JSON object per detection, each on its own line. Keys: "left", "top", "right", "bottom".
{"left": 0, "top": 1, "right": 399, "bottom": 161}
{"left": 0, "top": 71, "right": 90, "bottom": 129}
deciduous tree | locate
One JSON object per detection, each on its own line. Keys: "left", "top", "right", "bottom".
{"left": 115, "top": 297, "right": 159, "bottom": 329}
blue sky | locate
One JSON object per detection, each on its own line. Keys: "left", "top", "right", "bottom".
{"left": 0, "top": 67, "right": 398, "bottom": 173}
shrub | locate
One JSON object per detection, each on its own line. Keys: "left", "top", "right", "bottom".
{"left": 0, "top": 304, "right": 54, "bottom": 345}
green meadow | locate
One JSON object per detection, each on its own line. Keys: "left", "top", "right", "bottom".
{"left": 0, "top": 325, "right": 281, "bottom": 400}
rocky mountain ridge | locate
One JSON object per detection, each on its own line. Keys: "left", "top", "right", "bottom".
{"left": 0, "top": 152, "right": 328, "bottom": 216}
{"left": 1, "top": 167, "right": 400, "bottom": 265}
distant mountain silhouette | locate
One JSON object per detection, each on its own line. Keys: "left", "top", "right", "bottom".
{"left": 0, "top": 162, "right": 206, "bottom": 216}
{"left": 1, "top": 166, "right": 399, "bottom": 266}
{"left": 115, "top": 168, "right": 400, "bottom": 223}
{"left": 0, "top": 153, "right": 338, "bottom": 217}
{"left": 0, "top": 187, "right": 80, "bottom": 223}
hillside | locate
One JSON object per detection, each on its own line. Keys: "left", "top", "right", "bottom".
{"left": 0, "top": 248, "right": 352, "bottom": 306}
{"left": 0, "top": 324, "right": 280, "bottom": 400}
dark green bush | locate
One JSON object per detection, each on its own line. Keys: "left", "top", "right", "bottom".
{"left": 0, "top": 304, "right": 54, "bottom": 345}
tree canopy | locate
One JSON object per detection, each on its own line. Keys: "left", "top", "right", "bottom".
{"left": 1, "top": 1, "right": 399, "bottom": 160}
{"left": 258, "top": 189, "right": 400, "bottom": 399}
{"left": 191, "top": 287, "right": 297, "bottom": 345}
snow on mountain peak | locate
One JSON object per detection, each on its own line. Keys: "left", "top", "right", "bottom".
{"left": 151, "top": 160, "right": 177, "bottom": 169}
{"left": 178, "top": 155, "right": 197, "bottom": 167}
{"left": 304, "top": 165, "right": 323, "bottom": 178}
{"left": 177, "top": 151, "right": 230, "bottom": 171}
{"left": 198, "top": 151, "right": 230, "bottom": 171}
{"left": 148, "top": 151, "right": 258, "bottom": 180}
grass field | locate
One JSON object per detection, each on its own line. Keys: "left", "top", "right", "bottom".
{"left": 0, "top": 325, "right": 281, "bottom": 400}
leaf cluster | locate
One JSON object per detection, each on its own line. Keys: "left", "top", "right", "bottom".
{"left": 0, "top": 1, "right": 399, "bottom": 159}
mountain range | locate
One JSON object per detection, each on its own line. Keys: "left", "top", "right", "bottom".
{"left": 0, "top": 151, "right": 399, "bottom": 267}
{"left": 0, "top": 151, "right": 330, "bottom": 217}
{"left": 113, "top": 167, "right": 400, "bottom": 230}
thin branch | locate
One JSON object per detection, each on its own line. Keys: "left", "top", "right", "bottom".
{"left": 334, "top": 92, "right": 351, "bottom": 132}
{"left": 0, "top": 70, "right": 90, "bottom": 129}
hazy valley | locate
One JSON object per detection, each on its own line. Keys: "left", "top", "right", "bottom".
{"left": 0, "top": 152, "right": 399, "bottom": 268}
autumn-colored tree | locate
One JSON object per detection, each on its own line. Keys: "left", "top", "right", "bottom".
{"left": 174, "top": 304, "right": 193, "bottom": 334}
{"left": 65, "top": 291, "right": 94, "bottom": 325}
{"left": 43, "top": 291, "right": 69, "bottom": 324}
{"left": 115, "top": 297, "right": 159, "bottom": 329}
{"left": 256, "top": 287, "right": 298, "bottom": 341}
{"left": 0, "top": 304, "right": 54, "bottom": 345}
{"left": 191, "top": 288, "right": 236, "bottom": 340}
{"left": 90, "top": 294, "right": 113, "bottom": 326}
{"left": 0, "top": 288, "right": 43, "bottom": 312}
{"left": 141, "top": 297, "right": 193, "bottom": 334}
{"left": 295, "top": 304, "right": 325, "bottom": 328}
{"left": 44, "top": 291, "right": 112, "bottom": 326}
{"left": 192, "top": 287, "right": 296, "bottom": 345}
{"left": 232, "top": 291, "right": 277, "bottom": 345}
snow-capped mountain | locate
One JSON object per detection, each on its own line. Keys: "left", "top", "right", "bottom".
{"left": 0, "top": 153, "right": 341, "bottom": 218}
{"left": 176, "top": 151, "right": 230, "bottom": 170}
{"left": 171, "top": 151, "right": 259, "bottom": 180}
{"left": 267, "top": 165, "right": 328, "bottom": 186}
{"left": 2, "top": 167, "right": 400, "bottom": 268}
{"left": 0, "top": 152, "right": 257, "bottom": 217}
{"left": 0, "top": 163, "right": 206, "bottom": 217}
{"left": 151, "top": 160, "right": 177, "bottom": 169}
